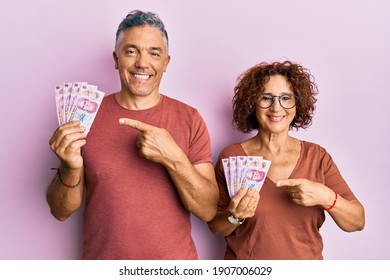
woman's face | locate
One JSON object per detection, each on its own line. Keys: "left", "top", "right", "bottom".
{"left": 256, "top": 74, "right": 296, "bottom": 134}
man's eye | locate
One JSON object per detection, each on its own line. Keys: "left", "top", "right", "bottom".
{"left": 151, "top": 52, "right": 160, "bottom": 57}
{"left": 125, "top": 49, "right": 137, "bottom": 55}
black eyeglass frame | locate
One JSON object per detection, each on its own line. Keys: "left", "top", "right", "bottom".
{"left": 256, "top": 93, "right": 299, "bottom": 109}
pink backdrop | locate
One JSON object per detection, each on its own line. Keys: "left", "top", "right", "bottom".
{"left": 0, "top": 0, "right": 389, "bottom": 259}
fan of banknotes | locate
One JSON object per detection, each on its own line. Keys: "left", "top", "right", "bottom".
{"left": 55, "top": 82, "right": 105, "bottom": 134}
{"left": 222, "top": 156, "right": 271, "bottom": 198}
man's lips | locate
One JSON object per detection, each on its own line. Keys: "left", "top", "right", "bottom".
{"left": 132, "top": 73, "right": 151, "bottom": 80}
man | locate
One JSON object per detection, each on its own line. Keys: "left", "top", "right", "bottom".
{"left": 47, "top": 10, "right": 218, "bottom": 260}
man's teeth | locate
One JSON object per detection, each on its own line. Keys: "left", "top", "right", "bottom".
{"left": 134, "top": 74, "right": 149, "bottom": 80}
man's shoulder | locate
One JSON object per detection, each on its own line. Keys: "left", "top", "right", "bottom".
{"left": 162, "top": 94, "right": 197, "bottom": 112}
{"left": 100, "top": 93, "right": 115, "bottom": 106}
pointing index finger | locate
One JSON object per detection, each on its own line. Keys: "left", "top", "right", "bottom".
{"left": 119, "top": 118, "right": 154, "bottom": 132}
{"left": 276, "top": 179, "right": 301, "bottom": 188}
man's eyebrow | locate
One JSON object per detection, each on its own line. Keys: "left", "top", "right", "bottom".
{"left": 150, "top": 47, "right": 163, "bottom": 51}
{"left": 122, "top": 44, "right": 163, "bottom": 52}
{"left": 122, "top": 44, "right": 137, "bottom": 49}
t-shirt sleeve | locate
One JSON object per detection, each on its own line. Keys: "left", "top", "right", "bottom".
{"left": 321, "top": 148, "right": 357, "bottom": 201}
{"left": 187, "top": 111, "right": 212, "bottom": 165}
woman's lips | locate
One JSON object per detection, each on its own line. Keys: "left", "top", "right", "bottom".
{"left": 268, "top": 115, "right": 284, "bottom": 122}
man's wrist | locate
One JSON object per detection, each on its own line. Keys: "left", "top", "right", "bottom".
{"left": 52, "top": 167, "right": 83, "bottom": 188}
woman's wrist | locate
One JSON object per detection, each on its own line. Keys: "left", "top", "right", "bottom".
{"left": 323, "top": 189, "right": 338, "bottom": 211}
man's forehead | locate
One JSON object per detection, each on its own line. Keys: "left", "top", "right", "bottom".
{"left": 121, "top": 26, "right": 165, "bottom": 45}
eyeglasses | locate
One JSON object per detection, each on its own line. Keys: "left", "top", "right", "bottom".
{"left": 256, "top": 93, "right": 298, "bottom": 109}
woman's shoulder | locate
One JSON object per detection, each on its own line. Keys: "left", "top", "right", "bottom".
{"left": 217, "top": 143, "right": 244, "bottom": 158}
{"left": 302, "top": 140, "right": 325, "bottom": 150}
{"left": 301, "top": 140, "right": 330, "bottom": 158}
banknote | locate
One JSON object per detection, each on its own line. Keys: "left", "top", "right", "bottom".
{"left": 222, "top": 156, "right": 271, "bottom": 198}
{"left": 55, "top": 82, "right": 104, "bottom": 134}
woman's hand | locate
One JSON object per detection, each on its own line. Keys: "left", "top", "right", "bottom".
{"left": 276, "top": 179, "right": 335, "bottom": 208}
{"left": 228, "top": 187, "right": 260, "bottom": 220}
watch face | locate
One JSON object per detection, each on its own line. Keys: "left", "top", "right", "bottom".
{"left": 228, "top": 215, "right": 239, "bottom": 225}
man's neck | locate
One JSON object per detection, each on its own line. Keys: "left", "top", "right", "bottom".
{"left": 115, "top": 91, "right": 161, "bottom": 110}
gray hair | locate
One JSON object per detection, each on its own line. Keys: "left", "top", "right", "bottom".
{"left": 115, "top": 10, "right": 169, "bottom": 54}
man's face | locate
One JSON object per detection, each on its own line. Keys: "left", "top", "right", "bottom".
{"left": 113, "top": 25, "right": 170, "bottom": 98}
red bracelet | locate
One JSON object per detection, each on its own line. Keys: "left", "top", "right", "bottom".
{"left": 51, "top": 168, "right": 81, "bottom": 189}
{"left": 323, "top": 189, "right": 338, "bottom": 211}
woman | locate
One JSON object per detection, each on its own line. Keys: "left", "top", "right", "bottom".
{"left": 208, "top": 61, "right": 365, "bottom": 259}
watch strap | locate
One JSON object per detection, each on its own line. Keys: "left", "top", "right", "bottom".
{"left": 228, "top": 213, "right": 245, "bottom": 225}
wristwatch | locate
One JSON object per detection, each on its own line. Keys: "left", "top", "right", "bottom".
{"left": 227, "top": 213, "right": 245, "bottom": 225}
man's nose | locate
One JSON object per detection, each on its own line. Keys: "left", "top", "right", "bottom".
{"left": 135, "top": 53, "right": 148, "bottom": 68}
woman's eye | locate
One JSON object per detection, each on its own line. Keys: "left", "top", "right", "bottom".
{"left": 262, "top": 95, "right": 272, "bottom": 101}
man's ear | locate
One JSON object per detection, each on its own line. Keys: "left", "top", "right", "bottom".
{"left": 113, "top": 51, "right": 118, "bottom": 69}
{"left": 163, "top": 55, "right": 171, "bottom": 72}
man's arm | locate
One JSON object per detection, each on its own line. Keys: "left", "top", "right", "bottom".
{"left": 165, "top": 158, "right": 218, "bottom": 222}
{"left": 119, "top": 118, "right": 219, "bottom": 222}
{"left": 46, "top": 167, "right": 84, "bottom": 221}
{"left": 47, "top": 121, "right": 86, "bottom": 221}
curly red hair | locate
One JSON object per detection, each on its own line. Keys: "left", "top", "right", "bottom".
{"left": 232, "top": 60, "right": 318, "bottom": 133}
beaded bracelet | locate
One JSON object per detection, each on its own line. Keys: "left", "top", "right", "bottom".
{"left": 51, "top": 168, "right": 81, "bottom": 189}
{"left": 323, "top": 189, "right": 338, "bottom": 211}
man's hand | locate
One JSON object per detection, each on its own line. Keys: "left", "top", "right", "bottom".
{"left": 49, "top": 120, "right": 86, "bottom": 171}
{"left": 119, "top": 118, "right": 184, "bottom": 166}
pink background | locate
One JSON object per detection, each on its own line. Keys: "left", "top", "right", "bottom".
{"left": 0, "top": 0, "right": 389, "bottom": 259}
